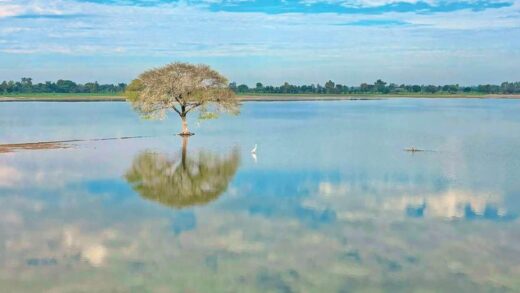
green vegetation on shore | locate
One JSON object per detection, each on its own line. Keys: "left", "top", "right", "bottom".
{"left": 2, "top": 92, "right": 519, "bottom": 103}
{"left": 0, "top": 78, "right": 125, "bottom": 95}
{"left": 0, "top": 92, "right": 480, "bottom": 99}
{"left": 231, "top": 80, "right": 520, "bottom": 95}
{"left": 0, "top": 92, "right": 123, "bottom": 98}
{"left": 2, "top": 77, "right": 520, "bottom": 101}
{"left": 0, "top": 93, "right": 125, "bottom": 101}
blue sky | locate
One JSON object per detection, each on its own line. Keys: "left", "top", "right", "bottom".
{"left": 0, "top": 0, "right": 519, "bottom": 85}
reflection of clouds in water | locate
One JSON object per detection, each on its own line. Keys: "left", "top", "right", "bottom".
{"left": 0, "top": 143, "right": 132, "bottom": 190}
{"left": 0, "top": 184, "right": 518, "bottom": 292}
{"left": 63, "top": 227, "right": 108, "bottom": 267}
{"left": 0, "top": 162, "right": 88, "bottom": 190}
{"left": 313, "top": 181, "right": 513, "bottom": 221}
{"left": 389, "top": 191, "right": 508, "bottom": 219}
{"left": 213, "top": 230, "right": 264, "bottom": 254}
{"left": 438, "top": 137, "right": 468, "bottom": 181}
{"left": 0, "top": 211, "right": 23, "bottom": 226}
{"left": 0, "top": 196, "right": 44, "bottom": 228}
{"left": 82, "top": 244, "right": 107, "bottom": 267}
{"left": 0, "top": 166, "right": 22, "bottom": 187}
{"left": 0, "top": 165, "right": 87, "bottom": 190}
{"left": 2, "top": 217, "right": 113, "bottom": 269}
{"left": 318, "top": 182, "right": 349, "bottom": 197}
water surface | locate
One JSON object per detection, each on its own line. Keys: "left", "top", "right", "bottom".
{"left": 1, "top": 99, "right": 519, "bottom": 292}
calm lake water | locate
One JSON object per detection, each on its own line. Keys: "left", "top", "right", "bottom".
{"left": 0, "top": 99, "right": 519, "bottom": 292}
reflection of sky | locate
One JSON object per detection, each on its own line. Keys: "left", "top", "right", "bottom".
{"left": 1, "top": 99, "right": 520, "bottom": 291}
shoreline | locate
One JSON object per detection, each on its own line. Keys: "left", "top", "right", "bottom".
{"left": 1, "top": 94, "right": 519, "bottom": 102}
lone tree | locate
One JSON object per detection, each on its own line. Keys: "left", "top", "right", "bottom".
{"left": 125, "top": 62, "right": 239, "bottom": 135}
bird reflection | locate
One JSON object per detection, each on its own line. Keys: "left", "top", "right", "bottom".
{"left": 125, "top": 138, "right": 240, "bottom": 209}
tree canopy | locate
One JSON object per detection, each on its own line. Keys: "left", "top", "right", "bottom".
{"left": 125, "top": 62, "right": 239, "bottom": 134}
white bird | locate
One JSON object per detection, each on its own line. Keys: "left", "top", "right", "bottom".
{"left": 251, "top": 144, "right": 257, "bottom": 154}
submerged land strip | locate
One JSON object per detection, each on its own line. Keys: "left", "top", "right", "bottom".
{"left": 0, "top": 136, "right": 149, "bottom": 153}
{"left": 0, "top": 141, "right": 72, "bottom": 153}
{"left": 1, "top": 93, "right": 520, "bottom": 102}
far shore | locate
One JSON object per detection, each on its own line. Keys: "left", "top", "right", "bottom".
{"left": 1, "top": 93, "right": 520, "bottom": 102}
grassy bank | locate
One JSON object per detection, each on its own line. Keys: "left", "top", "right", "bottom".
{"left": 237, "top": 92, "right": 520, "bottom": 98}
{"left": 238, "top": 93, "right": 520, "bottom": 101}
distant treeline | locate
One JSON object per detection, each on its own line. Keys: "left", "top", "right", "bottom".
{"left": 230, "top": 80, "right": 520, "bottom": 95}
{"left": 0, "top": 78, "right": 126, "bottom": 94}
{"left": 2, "top": 78, "right": 520, "bottom": 95}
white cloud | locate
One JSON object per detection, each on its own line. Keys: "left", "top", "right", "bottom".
{"left": 0, "top": 0, "right": 519, "bottom": 83}
{"left": 301, "top": 0, "right": 428, "bottom": 8}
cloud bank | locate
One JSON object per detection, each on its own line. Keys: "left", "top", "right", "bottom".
{"left": 0, "top": 0, "right": 519, "bottom": 84}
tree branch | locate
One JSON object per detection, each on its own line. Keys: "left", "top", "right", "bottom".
{"left": 172, "top": 105, "right": 182, "bottom": 116}
{"left": 186, "top": 102, "right": 203, "bottom": 113}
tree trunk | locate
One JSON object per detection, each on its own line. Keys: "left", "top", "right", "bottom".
{"left": 180, "top": 115, "right": 193, "bottom": 136}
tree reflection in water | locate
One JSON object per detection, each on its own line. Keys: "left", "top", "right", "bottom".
{"left": 125, "top": 138, "right": 240, "bottom": 208}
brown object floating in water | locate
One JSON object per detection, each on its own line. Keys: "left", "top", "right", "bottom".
{"left": 404, "top": 147, "right": 425, "bottom": 152}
